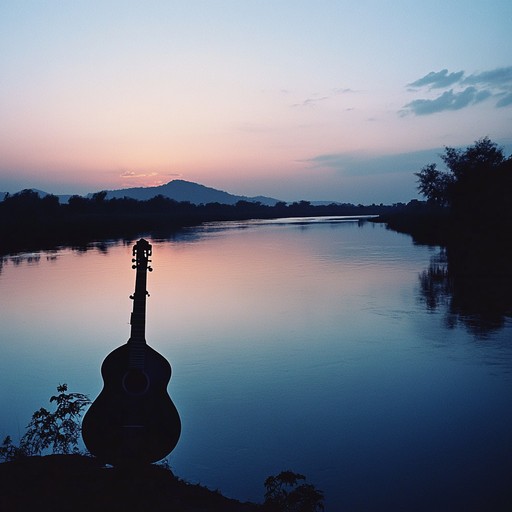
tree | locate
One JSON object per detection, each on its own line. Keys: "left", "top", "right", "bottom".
{"left": 415, "top": 163, "right": 452, "bottom": 206}
{"left": 415, "top": 137, "right": 509, "bottom": 211}
{"left": 442, "top": 137, "right": 505, "bottom": 180}
{"left": 91, "top": 190, "right": 108, "bottom": 203}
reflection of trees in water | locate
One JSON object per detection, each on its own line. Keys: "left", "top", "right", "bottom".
{"left": 0, "top": 253, "right": 43, "bottom": 274}
{"left": 419, "top": 248, "right": 451, "bottom": 311}
{"left": 419, "top": 239, "right": 512, "bottom": 337}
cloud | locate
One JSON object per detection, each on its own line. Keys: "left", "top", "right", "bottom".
{"left": 306, "top": 142, "right": 512, "bottom": 180}
{"left": 120, "top": 170, "right": 181, "bottom": 179}
{"left": 404, "top": 87, "right": 490, "bottom": 116}
{"left": 496, "top": 92, "right": 512, "bottom": 108}
{"left": 334, "top": 87, "right": 357, "bottom": 94}
{"left": 464, "top": 66, "right": 512, "bottom": 87}
{"left": 120, "top": 171, "right": 159, "bottom": 179}
{"left": 292, "top": 86, "right": 358, "bottom": 108}
{"left": 292, "top": 96, "right": 330, "bottom": 108}
{"left": 305, "top": 148, "right": 444, "bottom": 177}
{"left": 408, "top": 69, "right": 464, "bottom": 89}
{"left": 402, "top": 66, "right": 512, "bottom": 115}
{"left": 119, "top": 171, "right": 182, "bottom": 188}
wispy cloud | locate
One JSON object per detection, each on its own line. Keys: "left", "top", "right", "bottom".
{"left": 404, "top": 87, "right": 491, "bottom": 116}
{"left": 408, "top": 69, "right": 464, "bottom": 89}
{"left": 304, "top": 148, "right": 444, "bottom": 177}
{"left": 120, "top": 171, "right": 181, "bottom": 179}
{"left": 402, "top": 66, "right": 512, "bottom": 115}
{"left": 464, "top": 67, "right": 512, "bottom": 87}
{"left": 496, "top": 93, "right": 512, "bottom": 108}
{"left": 119, "top": 171, "right": 181, "bottom": 188}
{"left": 292, "top": 95, "right": 330, "bottom": 108}
{"left": 120, "top": 170, "right": 159, "bottom": 179}
{"left": 292, "top": 87, "right": 358, "bottom": 108}
{"left": 306, "top": 141, "right": 512, "bottom": 178}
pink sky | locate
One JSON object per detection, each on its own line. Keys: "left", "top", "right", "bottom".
{"left": 1, "top": 1, "right": 511, "bottom": 204}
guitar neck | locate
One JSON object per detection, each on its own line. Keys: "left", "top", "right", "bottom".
{"left": 128, "top": 239, "right": 152, "bottom": 366}
{"left": 130, "top": 270, "right": 148, "bottom": 342}
{"left": 130, "top": 298, "right": 146, "bottom": 343}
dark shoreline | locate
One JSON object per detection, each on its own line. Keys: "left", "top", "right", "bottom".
{"left": 0, "top": 189, "right": 407, "bottom": 257}
{"left": 0, "top": 454, "right": 262, "bottom": 512}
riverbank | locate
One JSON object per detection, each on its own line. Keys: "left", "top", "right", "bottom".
{"left": 0, "top": 189, "right": 400, "bottom": 256}
{"left": 0, "top": 454, "right": 262, "bottom": 512}
{"left": 372, "top": 203, "right": 512, "bottom": 248}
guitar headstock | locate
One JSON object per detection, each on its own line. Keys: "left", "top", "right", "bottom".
{"left": 132, "top": 239, "right": 153, "bottom": 272}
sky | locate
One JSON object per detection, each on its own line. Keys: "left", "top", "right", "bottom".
{"left": 1, "top": 0, "right": 511, "bottom": 204}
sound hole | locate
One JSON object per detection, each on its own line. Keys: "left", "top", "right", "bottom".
{"left": 123, "top": 368, "right": 149, "bottom": 395}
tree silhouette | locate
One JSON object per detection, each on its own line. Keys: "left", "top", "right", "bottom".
{"left": 415, "top": 137, "right": 510, "bottom": 215}
{"left": 415, "top": 163, "right": 452, "bottom": 206}
{"left": 0, "top": 384, "right": 90, "bottom": 461}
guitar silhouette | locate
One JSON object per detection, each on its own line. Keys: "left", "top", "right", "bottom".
{"left": 82, "top": 239, "right": 181, "bottom": 465}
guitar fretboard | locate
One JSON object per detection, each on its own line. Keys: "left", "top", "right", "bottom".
{"left": 128, "top": 337, "right": 146, "bottom": 368}
{"left": 128, "top": 239, "right": 152, "bottom": 369}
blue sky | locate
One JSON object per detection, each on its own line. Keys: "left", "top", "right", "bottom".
{"left": 1, "top": 0, "right": 511, "bottom": 203}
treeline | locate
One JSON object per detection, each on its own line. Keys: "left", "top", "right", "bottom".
{"left": 0, "top": 190, "right": 401, "bottom": 255}
{"left": 372, "top": 137, "right": 512, "bottom": 334}
{"left": 377, "top": 137, "right": 512, "bottom": 246}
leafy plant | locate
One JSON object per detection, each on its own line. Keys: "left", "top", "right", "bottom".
{"left": 0, "top": 435, "right": 25, "bottom": 461}
{"left": 0, "top": 384, "right": 90, "bottom": 461}
{"left": 415, "top": 136, "right": 510, "bottom": 211}
{"left": 264, "top": 470, "right": 324, "bottom": 512}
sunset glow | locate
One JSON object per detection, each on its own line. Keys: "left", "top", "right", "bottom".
{"left": 1, "top": 1, "right": 511, "bottom": 203}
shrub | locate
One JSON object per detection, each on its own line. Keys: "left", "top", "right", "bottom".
{"left": 264, "top": 470, "right": 324, "bottom": 512}
{"left": 0, "top": 384, "right": 90, "bottom": 461}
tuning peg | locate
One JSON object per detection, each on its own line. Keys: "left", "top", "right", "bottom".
{"left": 148, "top": 266, "right": 153, "bottom": 272}
{"left": 132, "top": 264, "right": 136, "bottom": 269}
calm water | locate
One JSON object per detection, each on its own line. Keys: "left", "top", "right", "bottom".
{"left": 1, "top": 217, "right": 511, "bottom": 510}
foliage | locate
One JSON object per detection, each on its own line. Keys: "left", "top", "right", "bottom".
{"left": 415, "top": 163, "right": 453, "bottom": 206}
{"left": 415, "top": 137, "right": 511, "bottom": 213}
{"left": 1, "top": 385, "right": 328, "bottom": 511}
{"left": 0, "top": 436, "right": 26, "bottom": 461}
{"left": 264, "top": 470, "right": 324, "bottom": 512}
{"left": 0, "top": 384, "right": 90, "bottom": 461}
{"left": 0, "top": 186, "right": 403, "bottom": 256}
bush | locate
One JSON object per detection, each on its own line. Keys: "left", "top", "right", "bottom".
{"left": 0, "top": 384, "right": 90, "bottom": 461}
{"left": 264, "top": 470, "right": 324, "bottom": 512}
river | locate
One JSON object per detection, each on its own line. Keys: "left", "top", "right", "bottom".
{"left": 1, "top": 216, "right": 511, "bottom": 510}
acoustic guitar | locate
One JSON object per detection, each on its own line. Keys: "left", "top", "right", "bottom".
{"left": 82, "top": 239, "right": 181, "bottom": 465}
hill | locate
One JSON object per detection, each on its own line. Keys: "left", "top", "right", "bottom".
{"left": 96, "top": 180, "right": 280, "bottom": 206}
{"left": 1, "top": 181, "right": 280, "bottom": 206}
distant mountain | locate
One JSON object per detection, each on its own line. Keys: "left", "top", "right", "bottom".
{"left": 95, "top": 179, "right": 281, "bottom": 206}
{"left": 0, "top": 180, "right": 281, "bottom": 206}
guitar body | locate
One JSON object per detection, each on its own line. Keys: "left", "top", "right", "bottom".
{"left": 82, "top": 342, "right": 181, "bottom": 466}
{"left": 82, "top": 239, "right": 181, "bottom": 466}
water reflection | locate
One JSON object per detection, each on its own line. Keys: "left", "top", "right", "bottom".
{"left": 419, "top": 240, "right": 512, "bottom": 336}
{"left": 1, "top": 218, "right": 512, "bottom": 510}
{"left": 0, "top": 241, "right": 127, "bottom": 271}
{"left": 0, "top": 216, "right": 374, "bottom": 272}
{"left": 4, "top": 215, "right": 511, "bottom": 344}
